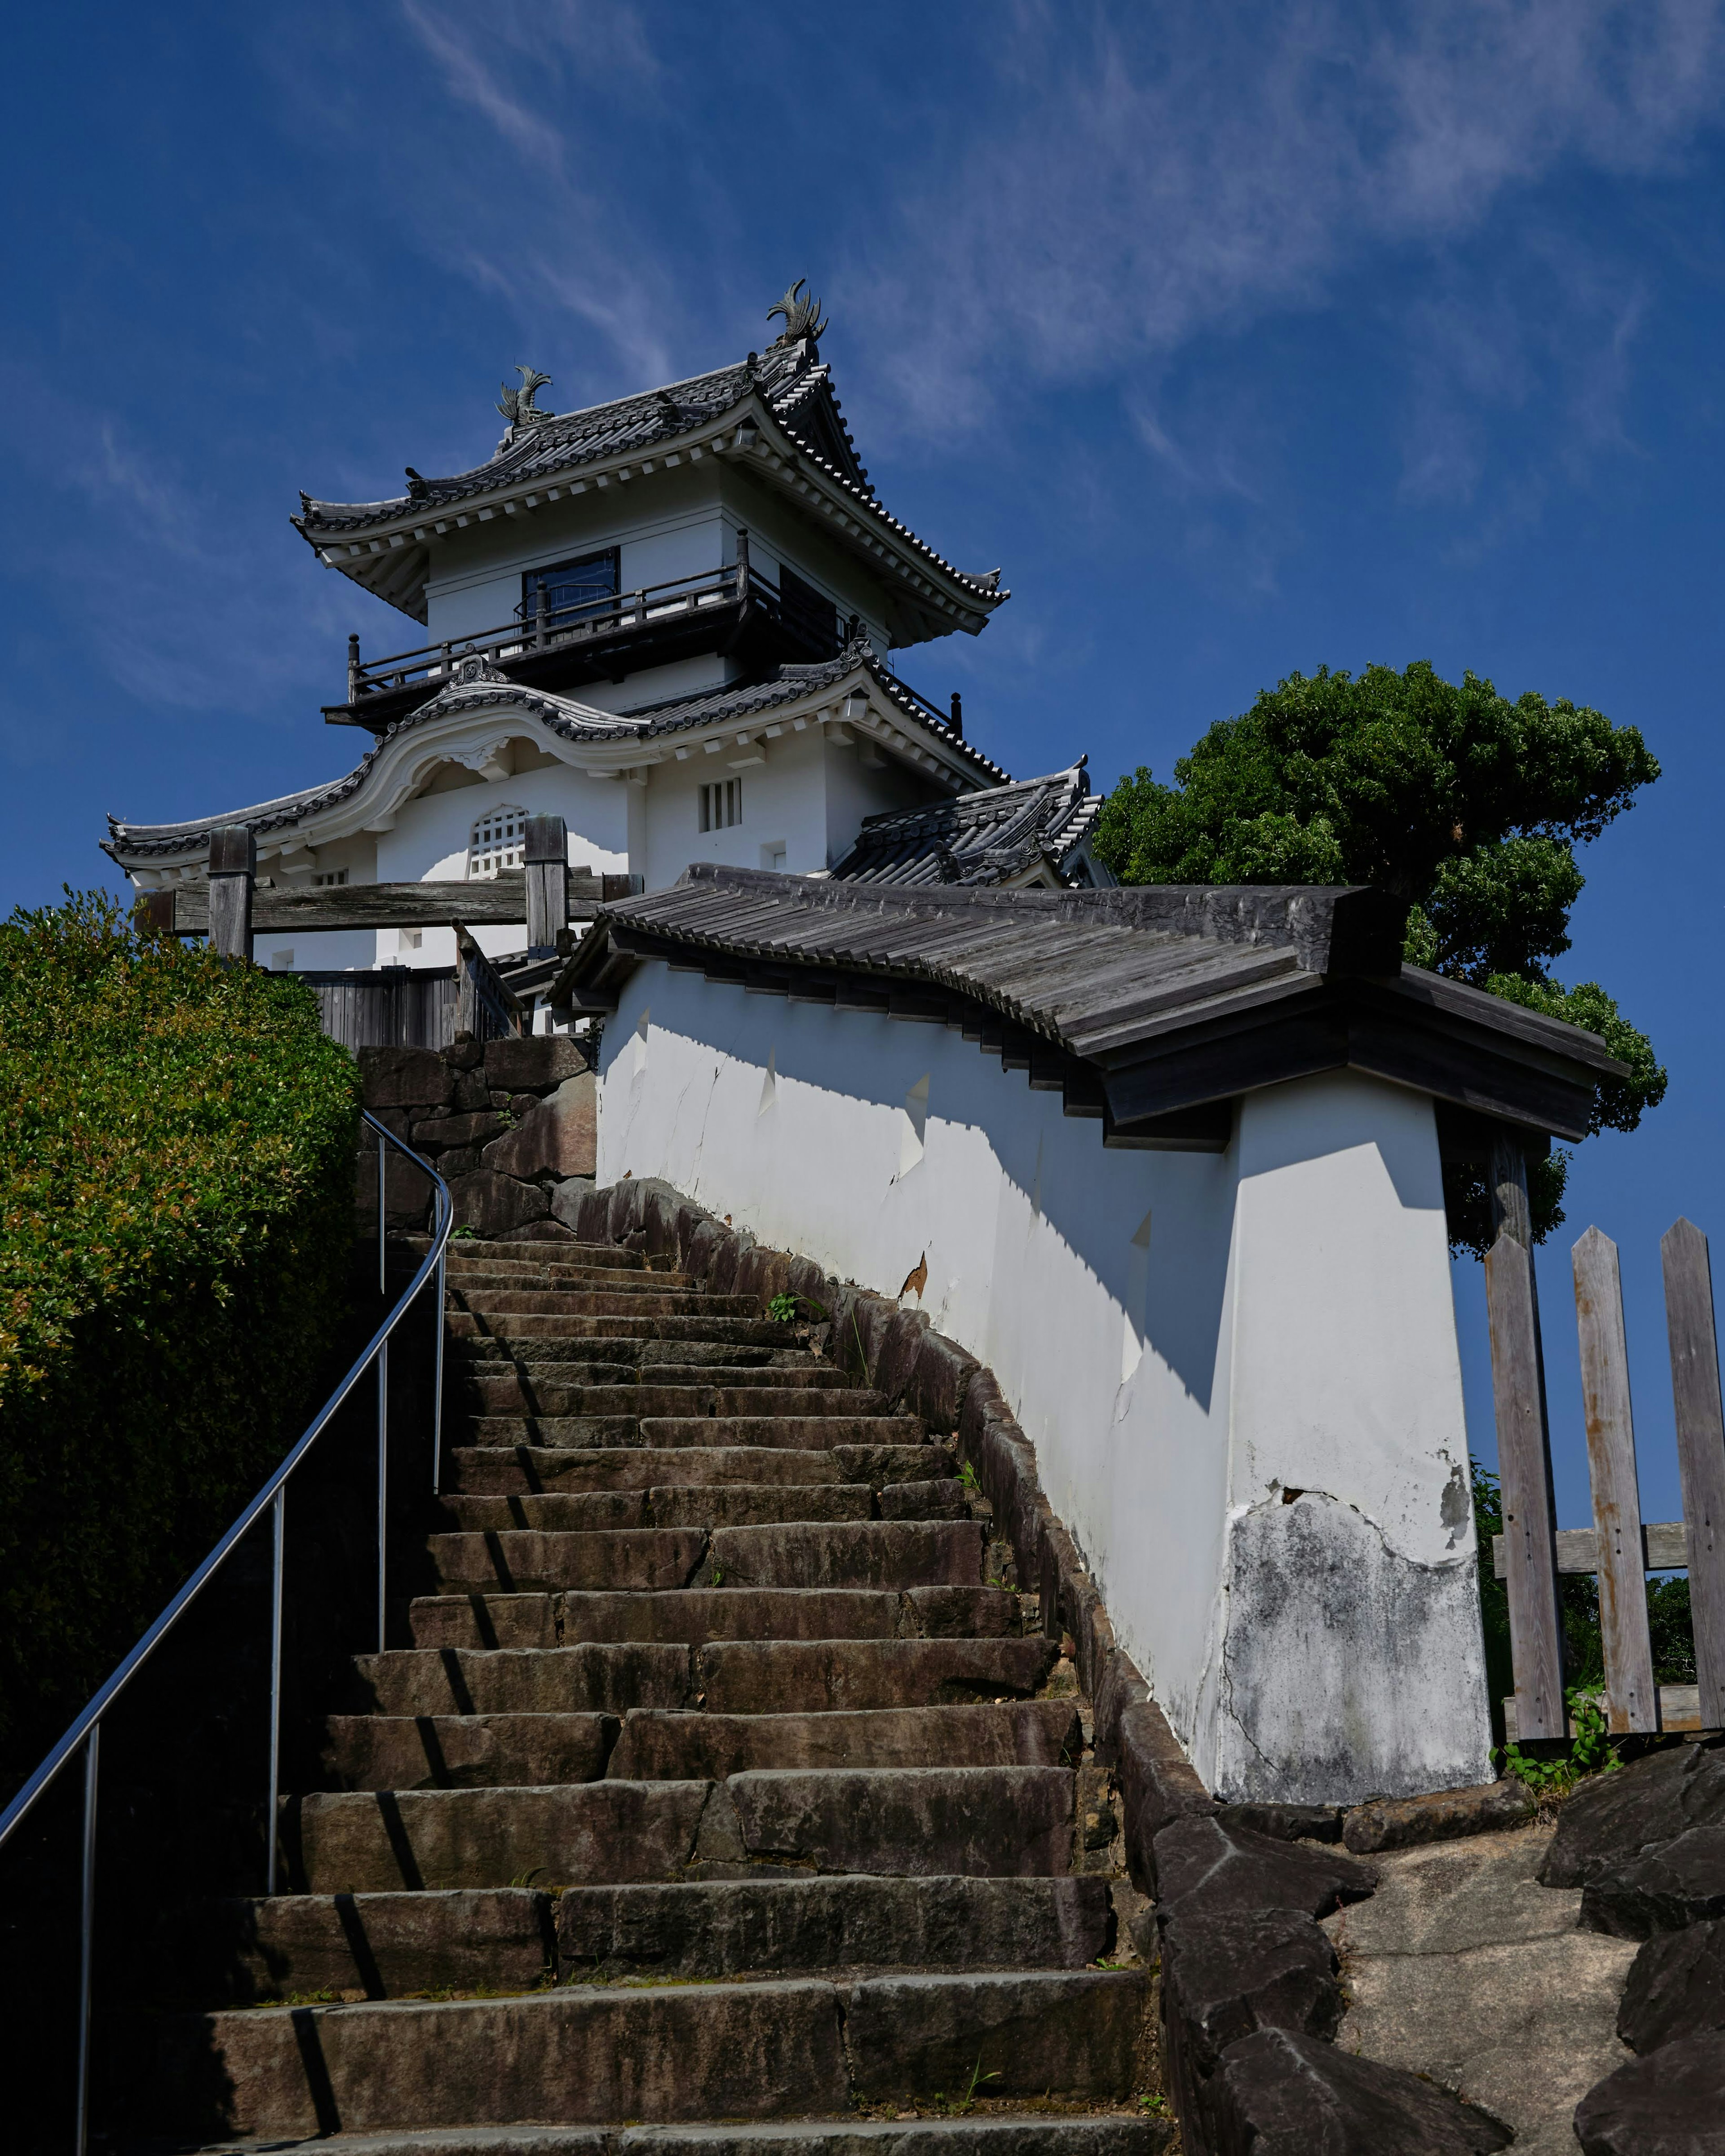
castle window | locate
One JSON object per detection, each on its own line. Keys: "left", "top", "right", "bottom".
{"left": 523, "top": 548, "right": 619, "bottom": 628}
{"left": 470, "top": 805, "right": 527, "bottom": 878}
{"left": 700, "top": 780, "right": 743, "bottom": 832}
{"left": 312, "top": 867, "right": 348, "bottom": 887}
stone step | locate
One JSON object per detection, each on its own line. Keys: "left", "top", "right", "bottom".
{"left": 452, "top": 1290, "right": 762, "bottom": 1319}
{"left": 448, "top": 1443, "right": 951, "bottom": 1492}
{"left": 168, "top": 1874, "right": 1114, "bottom": 2006}
{"left": 451, "top": 1356, "right": 846, "bottom": 1392}
{"left": 447, "top": 1316, "right": 794, "bottom": 1345}
{"left": 606, "top": 1702, "right": 1081, "bottom": 1779}
{"left": 156, "top": 1968, "right": 1146, "bottom": 2135}
{"left": 289, "top": 1767, "right": 1075, "bottom": 1891}
{"left": 433, "top": 1486, "right": 879, "bottom": 1534}
{"left": 150, "top": 2120, "right": 1166, "bottom": 2155}
{"left": 446, "top": 1267, "right": 698, "bottom": 1292}
{"left": 421, "top": 1236, "right": 652, "bottom": 1272}
{"left": 444, "top": 1323, "right": 820, "bottom": 1368}
{"left": 418, "top": 1528, "right": 709, "bottom": 1595}
{"left": 320, "top": 1713, "right": 619, "bottom": 1790}
{"left": 455, "top": 1379, "right": 892, "bottom": 1417}
{"left": 345, "top": 1635, "right": 1057, "bottom": 1719}
{"left": 637, "top": 1416, "right": 923, "bottom": 1450}
{"left": 403, "top": 1586, "right": 1017, "bottom": 1651}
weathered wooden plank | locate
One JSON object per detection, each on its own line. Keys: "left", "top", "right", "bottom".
{"left": 154, "top": 868, "right": 626, "bottom": 937}
{"left": 453, "top": 923, "right": 525, "bottom": 1042}
{"left": 1493, "top": 1520, "right": 1689, "bottom": 1578}
{"left": 207, "top": 826, "right": 255, "bottom": 962}
{"left": 1573, "top": 1227, "right": 1658, "bottom": 1732}
{"left": 1663, "top": 1218, "right": 1725, "bottom": 1729}
{"left": 1486, "top": 1228, "right": 1566, "bottom": 1741}
{"left": 1505, "top": 1684, "right": 1717, "bottom": 1742}
{"left": 523, "top": 816, "right": 569, "bottom": 955}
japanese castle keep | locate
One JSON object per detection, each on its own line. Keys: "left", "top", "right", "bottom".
{"left": 104, "top": 284, "right": 1110, "bottom": 990}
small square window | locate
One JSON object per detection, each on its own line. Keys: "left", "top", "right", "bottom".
{"left": 312, "top": 867, "right": 348, "bottom": 888}
{"left": 699, "top": 780, "right": 742, "bottom": 832}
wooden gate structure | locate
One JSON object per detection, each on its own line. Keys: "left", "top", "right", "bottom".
{"left": 135, "top": 814, "right": 640, "bottom": 1051}
{"left": 1488, "top": 1196, "right": 1725, "bottom": 1744}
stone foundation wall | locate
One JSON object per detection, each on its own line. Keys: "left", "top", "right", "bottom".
{"left": 355, "top": 1039, "right": 597, "bottom": 1237}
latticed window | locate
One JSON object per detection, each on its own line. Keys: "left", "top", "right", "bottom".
{"left": 469, "top": 805, "right": 527, "bottom": 879}
{"left": 312, "top": 867, "right": 348, "bottom": 887}
{"left": 700, "top": 780, "right": 743, "bottom": 831}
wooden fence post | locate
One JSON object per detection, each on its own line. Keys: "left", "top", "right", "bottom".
{"left": 524, "top": 815, "right": 568, "bottom": 957}
{"left": 1572, "top": 1227, "right": 1657, "bottom": 1731}
{"left": 1662, "top": 1218, "right": 1725, "bottom": 1729}
{"left": 207, "top": 826, "right": 255, "bottom": 963}
{"left": 1486, "top": 1226, "right": 1566, "bottom": 1741}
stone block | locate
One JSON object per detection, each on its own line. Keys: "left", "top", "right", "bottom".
{"left": 1116, "top": 1700, "right": 1217, "bottom": 1895}
{"left": 1204, "top": 2026, "right": 1513, "bottom": 2153}
{"left": 482, "top": 1073, "right": 597, "bottom": 1179}
{"left": 903, "top": 1586, "right": 1016, "bottom": 1637}
{"left": 482, "top": 1034, "right": 589, "bottom": 1092}
{"left": 1582, "top": 1825, "right": 1725, "bottom": 1939}
{"left": 877, "top": 1479, "right": 971, "bottom": 1520}
{"left": 1092, "top": 1649, "right": 1152, "bottom": 1768}
{"left": 1342, "top": 1778, "right": 1533, "bottom": 1855}
{"left": 1574, "top": 2031, "right": 1725, "bottom": 2155}
{"left": 844, "top": 1968, "right": 1147, "bottom": 2101}
{"left": 725, "top": 1764, "right": 1074, "bottom": 1876}
{"left": 1219, "top": 1802, "right": 1344, "bottom": 1845}
{"left": 412, "top": 1111, "right": 507, "bottom": 1149}
{"left": 707, "top": 1520, "right": 984, "bottom": 1592}
{"left": 1152, "top": 1816, "right": 1377, "bottom": 1922}
{"left": 359, "top": 1044, "right": 453, "bottom": 1109}
{"left": 446, "top": 1170, "right": 550, "bottom": 1239}
{"left": 320, "top": 1711, "right": 617, "bottom": 1790}
{"left": 694, "top": 1637, "right": 1059, "bottom": 1716}
{"left": 1618, "top": 1917, "right": 1725, "bottom": 2054}
{"left": 1159, "top": 1904, "right": 1343, "bottom": 2081}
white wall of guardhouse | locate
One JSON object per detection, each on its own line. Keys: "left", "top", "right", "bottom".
{"left": 593, "top": 959, "right": 1496, "bottom": 1807}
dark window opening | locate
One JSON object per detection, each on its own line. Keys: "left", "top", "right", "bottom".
{"left": 522, "top": 549, "right": 620, "bottom": 629}
{"left": 777, "top": 563, "right": 840, "bottom": 660}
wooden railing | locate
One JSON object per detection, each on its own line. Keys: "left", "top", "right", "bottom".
{"left": 344, "top": 561, "right": 765, "bottom": 705}
{"left": 1487, "top": 1214, "right": 1725, "bottom": 1741}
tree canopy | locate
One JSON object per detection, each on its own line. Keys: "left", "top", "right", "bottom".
{"left": 1092, "top": 662, "right": 1666, "bottom": 1250}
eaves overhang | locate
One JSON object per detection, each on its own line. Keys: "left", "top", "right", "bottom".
{"left": 554, "top": 866, "right": 1626, "bottom": 1151}
{"left": 102, "top": 650, "right": 1008, "bottom": 877}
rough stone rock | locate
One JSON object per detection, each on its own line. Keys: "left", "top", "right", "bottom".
{"left": 1159, "top": 1904, "right": 1343, "bottom": 2078}
{"left": 443, "top": 1039, "right": 484, "bottom": 1071}
{"left": 1117, "top": 1699, "right": 1218, "bottom": 1895}
{"left": 1205, "top": 2026, "right": 1513, "bottom": 2154}
{"left": 446, "top": 1170, "right": 550, "bottom": 1240}
{"left": 1343, "top": 1778, "right": 1534, "bottom": 1855}
{"left": 1542, "top": 1741, "right": 1725, "bottom": 1889}
{"left": 1152, "top": 1815, "right": 1377, "bottom": 1922}
{"left": 1619, "top": 1918, "right": 1725, "bottom": 2054}
{"left": 725, "top": 1765, "right": 1074, "bottom": 1877}
{"left": 413, "top": 1111, "right": 508, "bottom": 1150}
{"left": 484, "top": 1034, "right": 588, "bottom": 1093}
{"left": 451, "top": 1065, "right": 491, "bottom": 1111}
{"left": 1573, "top": 2031, "right": 1725, "bottom": 2154}
{"left": 1583, "top": 1825, "right": 1725, "bottom": 1940}
{"left": 482, "top": 1074, "right": 597, "bottom": 1180}
{"left": 359, "top": 1044, "right": 453, "bottom": 1110}
{"left": 877, "top": 1479, "right": 972, "bottom": 1520}
{"left": 1219, "top": 1802, "right": 1344, "bottom": 1846}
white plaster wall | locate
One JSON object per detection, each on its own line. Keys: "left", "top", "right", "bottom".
{"left": 593, "top": 959, "right": 1494, "bottom": 1804}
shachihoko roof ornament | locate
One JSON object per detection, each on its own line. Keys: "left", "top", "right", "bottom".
{"left": 497, "top": 366, "right": 555, "bottom": 429}
{"left": 767, "top": 279, "right": 826, "bottom": 346}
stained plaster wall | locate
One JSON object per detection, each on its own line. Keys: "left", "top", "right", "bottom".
{"left": 594, "top": 958, "right": 1495, "bottom": 1805}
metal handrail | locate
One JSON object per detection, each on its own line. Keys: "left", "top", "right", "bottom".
{"left": 0, "top": 1109, "right": 452, "bottom": 2152}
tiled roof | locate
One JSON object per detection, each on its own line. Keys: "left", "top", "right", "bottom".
{"left": 293, "top": 340, "right": 1007, "bottom": 610}
{"left": 103, "top": 645, "right": 1008, "bottom": 862}
{"left": 830, "top": 761, "right": 1106, "bottom": 888}
{"left": 555, "top": 866, "right": 1627, "bottom": 1144}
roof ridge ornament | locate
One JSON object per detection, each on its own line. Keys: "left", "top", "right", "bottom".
{"left": 767, "top": 279, "right": 827, "bottom": 348}
{"left": 496, "top": 366, "right": 554, "bottom": 429}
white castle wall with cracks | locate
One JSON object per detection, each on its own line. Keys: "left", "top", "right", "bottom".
{"left": 593, "top": 958, "right": 1495, "bottom": 1806}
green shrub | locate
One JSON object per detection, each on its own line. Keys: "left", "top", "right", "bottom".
{"left": 0, "top": 892, "right": 359, "bottom": 1786}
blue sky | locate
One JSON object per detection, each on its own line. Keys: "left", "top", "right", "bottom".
{"left": 7, "top": 0, "right": 1725, "bottom": 1529}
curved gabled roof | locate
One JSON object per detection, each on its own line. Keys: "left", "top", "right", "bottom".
{"left": 292, "top": 336, "right": 1008, "bottom": 639}
{"left": 831, "top": 761, "right": 1108, "bottom": 889}
{"left": 104, "top": 644, "right": 1010, "bottom": 866}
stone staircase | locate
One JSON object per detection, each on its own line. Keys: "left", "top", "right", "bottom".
{"left": 150, "top": 1233, "right": 1165, "bottom": 2151}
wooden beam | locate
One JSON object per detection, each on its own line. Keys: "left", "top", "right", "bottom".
{"left": 1572, "top": 1226, "right": 1657, "bottom": 1732}
{"left": 1662, "top": 1217, "right": 1725, "bottom": 1730}
{"left": 1494, "top": 1520, "right": 1689, "bottom": 1577}
{"left": 154, "top": 869, "right": 624, "bottom": 936}
{"left": 207, "top": 826, "right": 254, "bottom": 962}
{"left": 1505, "top": 1686, "right": 1718, "bottom": 1741}
{"left": 1486, "top": 1229, "right": 1566, "bottom": 1743}
{"left": 523, "top": 815, "right": 568, "bottom": 955}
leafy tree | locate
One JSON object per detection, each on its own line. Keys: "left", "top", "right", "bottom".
{"left": 1093, "top": 662, "right": 1666, "bottom": 1250}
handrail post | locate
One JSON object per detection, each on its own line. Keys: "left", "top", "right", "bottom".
{"left": 432, "top": 1240, "right": 447, "bottom": 1497}
{"left": 75, "top": 1723, "right": 98, "bottom": 2156}
{"left": 265, "top": 1486, "right": 285, "bottom": 1896}
{"left": 377, "top": 1340, "right": 389, "bottom": 1656}
{"left": 347, "top": 632, "right": 361, "bottom": 702}
{"left": 377, "top": 1127, "right": 387, "bottom": 1292}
